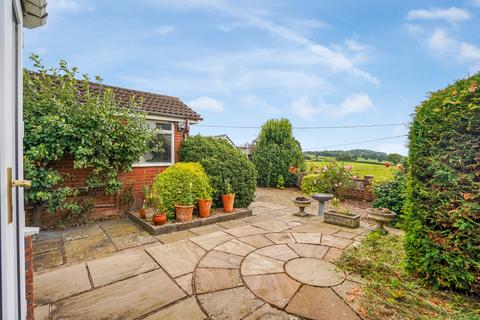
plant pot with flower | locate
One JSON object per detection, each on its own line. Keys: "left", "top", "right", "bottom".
{"left": 198, "top": 189, "right": 213, "bottom": 218}
{"left": 150, "top": 195, "right": 167, "bottom": 225}
{"left": 222, "top": 179, "right": 235, "bottom": 213}
{"left": 175, "top": 182, "right": 195, "bottom": 222}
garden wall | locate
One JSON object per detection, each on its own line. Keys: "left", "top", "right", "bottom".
{"left": 26, "top": 124, "right": 186, "bottom": 227}
{"left": 340, "top": 175, "right": 374, "bottom": 202}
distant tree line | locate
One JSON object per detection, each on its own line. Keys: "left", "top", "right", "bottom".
{"left": 303, "top": 149, "right": 405, "bottom": 164}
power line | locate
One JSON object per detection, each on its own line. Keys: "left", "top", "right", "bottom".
{"left": 192, "top": 123, "right": 408, "bottom": 130}
{"left": 303, "top": 135, "right": 407, "bottom": 151}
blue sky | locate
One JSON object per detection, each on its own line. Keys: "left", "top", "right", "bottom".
{"left": 24, "top": 0, "right": 480, "bottom": 155}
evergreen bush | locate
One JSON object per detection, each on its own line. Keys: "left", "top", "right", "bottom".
{"left": 252, "top": 119, "right": 304, "bottom": 187}
{"left": 404, "top": 74, "right": 480, "bottom": 293}
{"left": 179, "top": 135, "right": 257, "bottom": 208}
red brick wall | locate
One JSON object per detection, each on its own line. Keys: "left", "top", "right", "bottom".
{"left": 26, "top": 123, "right": 187, "bottom": 226}
{"left": 25, "top": 235, "right": 34, "bottom": 320}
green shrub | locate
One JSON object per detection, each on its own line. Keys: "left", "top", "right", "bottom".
{"left": 404, "top": 73, "right": 480, "bottom": 293}
{"left": 373, "top": 169, "right": 407, "bottom": 225}
{"left": 300, "top": 162, "right": 354, "bottom": 196}
{"left": 179, "top": 135, "right": 257, "bottom": 208}
{"left": 151, "top": 162, "right": 212, "bottom": 218}
{"left": 252, "top": 119, "right": 304, "bottom": 187}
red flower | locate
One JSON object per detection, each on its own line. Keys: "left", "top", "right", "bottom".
{"left": 385, "top": 162, "right": 390, "bottom": 168}
{"left": 288, "top": 166, "right": 300, "bottom": 174}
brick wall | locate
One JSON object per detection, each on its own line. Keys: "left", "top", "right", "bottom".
{"left": 341, "top": 175, "right": 375, "bottom": 202}
{"left": 25, "top": 235, "right": 34, "bottom": 320}
{"left": 26, "top": 123, "right": 187, "bottom": 226}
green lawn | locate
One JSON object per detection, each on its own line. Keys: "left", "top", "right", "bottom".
{"left": 306, "top": 159, "right": 395, "bottom": 183}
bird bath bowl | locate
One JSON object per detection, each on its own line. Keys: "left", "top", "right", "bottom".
{"left": 293, "top": 196, "right": 312, "bottom": 217}
{"left": 311, "top": 193, "right": 334, "bottom": 217}
{"left": 368, "top": 208, "right": 396, "bottom": 234}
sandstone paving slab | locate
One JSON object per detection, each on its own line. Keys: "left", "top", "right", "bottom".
{"left": 215, "top": 239, "right": 256, "bottom": 256}
{"left": 255, "top": 244, "right": 298, "bottom": 262}
{"left": 33, "top": 249, "right": 64, "bottom": 272}
{"left": 243, "top": 303, "right": 300, "bottom": 320}
{"left": 110, "top": 231, "right": 158, "bottom": 250}
{"left": 288, "top": 243, "right": 329, "bottom": 260}
{"left": 242, "top": 215, "right": 272, "bottom": 224}
{"left": 34, "top": 304, "right": 50, "bottom": 320}
{"left": 87, "top": 249, "right": 157, "bottom": 287}
{"left": 63, "top": 234, "right": 116, "bottom": 263}
{"left": 244, "top": 273, "right": 301, "bottom": 308}
{"left": 323, "top": 247, "right": 343, "bottom": 263}
{"left": 290, "top": 222, "right": 339, "bottom": 235}
{"left": 253, "top": 219, "right": 292, "bottom": 232}
{"left": 275, "top": 213, "right": 316, "bottom": 223}
{"left": 241, "top": 253, "right": 284, "bottom": 276}
{"left": 175, "top": 273, "right": 193, "bottom": 295}
{"left": 157, "top": 229, "right": 196, "bottom": 244}
{"left": 198, "top": 286, "right": 264, "bottom": 320}
{"left": 334, "top": 230, "right": 359, "bottom": 239}
{"left": 238, "top": 234, "right": 274, "bottom": 248}
{"left": 332, "top": 279, "right": 364, "bottom": 314}
{"left": 198, "top": 250, "right": 243, "bottom": 269}
{"left": 347, "top": 273, "right": 367, "bottom": 285}
{"left": 51, "top": 269, "right": 186, "bottom": 320}
{"left": 190, "top": 223, "right": 225, "bottom": 235}
{"left": 251, "top": 206, "right": 273, "bottom": 215}
{"left": 35, "top": 263, "right": 91, "bottom": 304}
{"left": 286, "top": 285, "right": 360, "bottom": 320}
{"left": 248, "top": 201, "right": 269, "bottom": 208}
{"left": 62, "top": 224, "right": 104, "bottom": 242}
{"left": 285, "top": 258, "right": 345, "bottom": 287}
{"left": 265, "top": 232, "right": 296, "bottom": 244}
{"left": 98, "top": 219, "right": 144, "bottom": 238}
{"left": 33, "top": 232, "right": 61, "bottom": 254}
{"left": 225, "top": 225, "right": 268, "bottom": 237}
{"left": 189, "top": 231, "right": 233, "bottom": 250}
{"left": 143, "top": 297, "right": 206, "bottom": 320}
{"left": 217, "top": 219, "right": 249, "bottom": 229}
{"left": 261, "top": 203, "right": 290, "bottom": 210}
{"left": 194, "top": 268, "right": 243, "bottom": 293}
{"left": 321, "top": 235, "right": 353, "bottom": 249}
{"left": 291, "top": 232, "right": 321, "bottom": 244}
{"left": 146, "top": 240, "right": 205, "bottom": 278}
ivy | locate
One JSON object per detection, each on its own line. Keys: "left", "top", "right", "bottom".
{"left": 24, "top": 55, "right": 157, "bottom": 225}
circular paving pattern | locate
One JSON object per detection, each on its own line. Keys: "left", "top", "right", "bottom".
{"left": 192, "top": 231, "right": 364, "bottom": 320}
{"left": 285, "top": 258, "right": 345, "bottom": 287}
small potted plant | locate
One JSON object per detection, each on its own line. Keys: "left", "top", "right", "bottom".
{"left": 324, "top": 197, "right": 360, "bottom": 228}
{"left": 140, "top": 185, "right": 151, "bottom": 219}
{"left": 175, "top": 182, "right": 195, "bottom": 222}
{"left": 152, "top": 196, "right": 167, "bottom": 225}
{"left": 198, "top": 189, "right": 213, "bottom": 218}
{"left": 222, "top": 178, "right": 235, "bottom": 213}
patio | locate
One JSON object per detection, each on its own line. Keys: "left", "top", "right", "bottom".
{"left": 33, "top": 200, "right": 374, "bottom": 320}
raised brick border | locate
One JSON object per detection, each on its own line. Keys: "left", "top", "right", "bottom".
{"left": 129, "top": 208, "right": 252, "bottom": 235}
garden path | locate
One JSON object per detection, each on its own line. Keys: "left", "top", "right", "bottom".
{"left": 33, "top": 200, "right": 374, "bottom": 320}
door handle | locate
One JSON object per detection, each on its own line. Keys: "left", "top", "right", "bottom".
{"left": 7, "top": 167, "right": 31, "bottom": 224}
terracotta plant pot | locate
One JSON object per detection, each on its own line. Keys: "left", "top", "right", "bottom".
{"left": 152, "top": 213, "right": 166, "bottom": 225}
{"left": 198, "top": 199, "right": 212, "bottom": 218}
{"left": 175, "top": 204, "right": 194, "bottom": 222}
{"left": 139, "top": 207, "right": 146, "bottom": 219}
{"left": 222, "top": 194, "right": 235, "bottom": 213}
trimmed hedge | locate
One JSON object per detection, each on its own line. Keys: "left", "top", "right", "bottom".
{"left": 179, "top": 135, "right": 257, "bottom": 208}
{"left": 152, "top": 162, "right": 212, "bottom": 219}
{"left": 373, "top": 169, "right": 407, "bottom": 225}
{"left": 404, "top": 74, "right": 480, "bottom": 293}
{"left": 252, "top": 119, "right": 304, "bottom": 187}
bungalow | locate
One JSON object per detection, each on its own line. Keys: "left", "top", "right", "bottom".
{"left": 31, "top": 81, "right": 203, "bottom": 226}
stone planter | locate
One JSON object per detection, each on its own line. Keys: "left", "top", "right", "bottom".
{"left": 367, "top": 208, "right": 396, "bottom": 234}
{"left": 324, "top": 210, "right": 360, "bottom": 228}
{"left": 293, "top": 197, "right": 312, "bottom": 217}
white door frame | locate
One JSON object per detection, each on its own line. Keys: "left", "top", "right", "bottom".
{"left": 0, "top": 1, "right": 25, "bottom": 319}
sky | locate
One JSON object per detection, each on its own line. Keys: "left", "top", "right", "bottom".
{"left": 24, "top": 0, "right": 480, "bottom": 156}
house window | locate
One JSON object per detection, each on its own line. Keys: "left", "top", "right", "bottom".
{"left": 136, "top": 121, "right": 174, "bottom": 166}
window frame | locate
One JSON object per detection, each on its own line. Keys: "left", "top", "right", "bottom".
{"left": 133, "top": 119, "right": 175, "bottom": 167}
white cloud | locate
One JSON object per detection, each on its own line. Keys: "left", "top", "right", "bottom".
{"left": 289, "top": 93, "right": 374, "bottom": 119}
{"left": 473, "top": 0, "right": 480, "bottom": 7}
{"left": 345, "top": 39, "right": 366, "bottom": 52}
{"left": 155, "top": 25, "right": 175, "bottom": 35}
{"left": 188, "top": 96, "right": 224, "bottom": 112}
{"left": 332, "top": 93, "right": 374, "bottom": 117}
{"left": 427, "top": 29, "right": 457, "bottom": 55}
{"left": 406, "top": 7, "right": 470, "bottom": 24}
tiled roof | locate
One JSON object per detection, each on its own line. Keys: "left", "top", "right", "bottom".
{"left": 88, "top": 82, "right": 202, "bottom": 121}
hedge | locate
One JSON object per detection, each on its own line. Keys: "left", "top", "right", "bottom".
{"left": 151, "top": 162, "right": 212, "bottom": 218}
{"left": 404, "top": 73, "right": 480, "bottom": 293}
{"left": 252, "top": 119, "right": 304, "bottom": 187}
{"left": 373, "top": 169, "right": 407, "bottom": 226}
{"left": 179, "top": 135, "right": 257, "bottom": 208}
